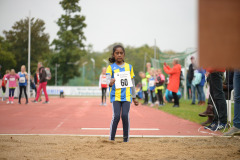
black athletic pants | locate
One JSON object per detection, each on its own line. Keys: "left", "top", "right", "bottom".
{"left": 157, "top": 89, "right": 163, "bottom": 105}
{"left": 102, "top": 88, "right": 107, "bottom": 103}
{"left": 110, "top": 101, "right": 130, "bottom": 142}
{"left": 208, "top": 72, "right": 227, "bottom": 124}
{"left": 172, "top": 92, "right": 179, "bottom": 106}
{"left": 150, "top": 90, "right": 155, "bottom": 103}
{"left": 19, "top": 86, "right": 28, "bottom": 103}
{"left": 143, "top": 91, "right": 148, "bottom": 104}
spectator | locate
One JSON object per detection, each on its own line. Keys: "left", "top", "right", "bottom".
{"left": 186, "top": 73, "right": 192, "bottom": 99}
{"left": 34, "top": 62, "right": 43, "bottom": 101}
{"left": 30, "top": 75, "right": 37, "bottom": 97}
{"left": 155, "top": 69, "right": 165, "bottom": 106}
{"left": 60, "top": 88, "right": 64, "bottom": 98}
{"left": 163, "top": 58, "right": 181, "bottom": 107}
{"left": 0, "top": 65, "right": 2, "bottom": 82}
{"left": 32, "top": 64, "right": 49, "bottom": 104}
{"left": 224, "top": 70, "right": 240, "bottom": 136}
{"left": 1, "top": 70, "right": 10, "bottom": 101}
{"left": 164, "top": 89, "right": 182, "bottom": 103}
{"left": 145, "top": 62, "right": 152, "bottom": 79}
{"left": 223, "top": 70, "right": 234, "bottom": 100}
{"left": 196, "top": 68, "right": 206, "bottom": 105}
{"left": 139, "top": 72, "right": 148, "bottom": 105}
{"left": 204, "top": 69, "right": 227, "bottom": 131}
{"left": 187, "top": 56, "right": 197, "bottom": 105}
{"left": 148, "top": 69, "right": 156, "bottom": 107}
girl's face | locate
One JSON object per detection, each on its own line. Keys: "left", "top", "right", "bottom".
{"left": 157, "top": 69, "right": 162, "bottom": 75}
{"left": 21, "top": 66, "right": 25, "bottom": 72}
{"left": 113, "top": 47, "right": 125, "bottom": 63}
{"left": 10, "top": 70, "right": 15, "bottom": 75}
{"left": 102, "top": 68, "right": 106, "bottom": 74}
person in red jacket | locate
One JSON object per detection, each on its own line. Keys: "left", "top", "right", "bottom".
{"left": 163, "top": 58, "right": 181, "bottom": 107}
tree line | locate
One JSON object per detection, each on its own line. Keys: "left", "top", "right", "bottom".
{"left": 0, "top": 0, "right": 177, "bottom": 86}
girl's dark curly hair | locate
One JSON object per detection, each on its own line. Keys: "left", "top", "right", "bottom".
{"left": 108, "top": 45, "right": 125, "bottom": 63}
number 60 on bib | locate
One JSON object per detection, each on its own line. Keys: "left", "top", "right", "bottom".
{"left": 114, "top": 71, "right": 133, "bottom": 89}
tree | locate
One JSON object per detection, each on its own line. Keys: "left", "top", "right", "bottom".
{"left": 0, "top": 36, "right": 16, "bottom": 73}
{"left": 52, "top": 0, "right": 87, "bottom": 85}
{"left": 3, "top": 18, "right": 50, "bottom": 74}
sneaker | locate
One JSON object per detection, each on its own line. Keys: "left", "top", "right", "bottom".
{"left": 224, "top": 126, "right": 240, "bottom": 136}
{"left": 191, "top": 102, "right": 195, "bottom": 105}
{"left": 150, "top": 104, "right": 154, "bottom": 107}
{"left": 32, "top": 100, "right": 38, "bottom": 103}
{"left": 18, "top": 102, "right": 21, "bottom": 104}
{"left": 6, "top": 101, "right": 10, "bottom": 104}
{"left": 204, "top": 122, "right": 217, "bottom": 130}
{"left": 173, "top": 105, "right": 179, "bottom": 107}
{"left": 42, "top": 101, "right": 49, "bottom": 104}
{"left": 210, "top": 123, "right": 226, "bottom": 131}
{"left": 99, "top": 103, "right": 103, "bottom": 106}
{"left": 103, "top": 103, "right": 107, "bottom": 106}
{"left": 25, "top": 102, "right": 28, "bottom": 104}
{"left": 11, "top": 101, "right": 14, "bottom": 104}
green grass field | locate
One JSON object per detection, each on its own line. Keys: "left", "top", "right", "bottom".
{"left": 141, "top": 99, "right": 234, "bottom": 126}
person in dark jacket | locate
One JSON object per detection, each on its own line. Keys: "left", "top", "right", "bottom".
{"left": 187, "top": 56, "right": 197, "bottom": 104}
{"left": 32, "top": 66, "right": 49, "bottom": 104}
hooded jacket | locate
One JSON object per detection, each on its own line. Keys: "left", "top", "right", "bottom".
{"left": 164, "top": 64, "right": 181, "bottom": 93}
{"left": 39, "top": 67, "right": 47, "bottom": 83}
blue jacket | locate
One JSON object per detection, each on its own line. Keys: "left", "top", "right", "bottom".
{"left": 198, "top": 69, "right": 206, "bottom": 86}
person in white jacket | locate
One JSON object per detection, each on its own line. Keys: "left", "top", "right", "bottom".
{"left": 99, "top": 67, "right": 108, "bottom": 106}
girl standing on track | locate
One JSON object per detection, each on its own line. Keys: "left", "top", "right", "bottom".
{"left": 1, "top": 70, "right": 10, "bottom": 101}
{"left": 155, "top": 69, "right": 165, "bottom": 106}
{"left": 18, "top": 65, "right": 28, "bottom": 104}
{"left": 6, "top": 69, "right": 19, "bottom": 104}
{"left": 32, "top": 65, "right": 49, "bottom": 104}
{"left": 99, "top": 67, "right": 108, "bottom": 106}
{"left": 107, "top": 45, "right": 139, "bottom": 142}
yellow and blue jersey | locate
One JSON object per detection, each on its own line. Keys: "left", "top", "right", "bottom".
{"left": 106, "top": 62, "right": 135, "bottom": 103}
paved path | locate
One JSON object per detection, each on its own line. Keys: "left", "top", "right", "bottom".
{"left": 0, "top": 97, "right": 214, "bottom": 136}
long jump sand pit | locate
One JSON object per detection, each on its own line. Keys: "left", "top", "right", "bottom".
{"left": 0, "top": 135, "right": 240, "bottom": 160}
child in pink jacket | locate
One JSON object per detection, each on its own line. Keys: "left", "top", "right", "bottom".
{"left": 6, "top": 69, "right": 19, "bottom": 104}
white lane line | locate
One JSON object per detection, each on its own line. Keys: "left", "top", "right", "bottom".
{"left": 0, "top": 134, "right": 230, "bottom": 138}
{"left": 81, "top": 128, "right": 160, "bottom": 131}
{"left": 54, "top": 122, "right": 64, "bottom": 131}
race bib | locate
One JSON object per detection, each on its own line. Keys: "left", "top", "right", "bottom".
{"left": 101, "top": 77, "right": 107, "bottom": 84}
{"left": 149, "top": 80, "right": 155, "bottom": 87}
{"left": 19, "top": 77, "right": 26, "bottom": 83}
{"left": 10, "top": 77, "right": 15, "bottom": 81}
{"left": 114, "top": 71, "right": 133, "bottom": 89}
{"left": 142, "top": 81, "right": 147, "bottom": 87}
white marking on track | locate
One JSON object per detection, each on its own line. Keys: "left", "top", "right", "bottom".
{"left": 54, "top": 122, "right": 64, "bottom": 131}
{"left": 80, "top": 128, "right": 160, "bottom": 131}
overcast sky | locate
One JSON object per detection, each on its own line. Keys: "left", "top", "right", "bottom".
{"left": 0, "top": 0, "right": 198, "bottom": 52}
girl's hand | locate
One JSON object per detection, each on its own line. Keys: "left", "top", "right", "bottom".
{"left": 133, "top": 98, "right": 139, "bottom": 106}
{"left": 109, "top": 78, "right": 115, "bottom": 87}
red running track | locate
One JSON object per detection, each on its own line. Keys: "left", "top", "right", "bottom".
{"left": 0, "top": 97, "right": 217, "bottom": 136}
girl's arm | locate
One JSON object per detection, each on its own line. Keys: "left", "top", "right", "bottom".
{"left": 131, "top": 78, "right": 139, "bottom": 106}
{"left": 99, "top": 75, "right": 101, "bottom": 89}
{"left": 25, "top": 72, "right": 28, "bottom": 81}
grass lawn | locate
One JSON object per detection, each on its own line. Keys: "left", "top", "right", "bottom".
{"left": 141, "top": 99, "right": 234, "bottom": 126}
